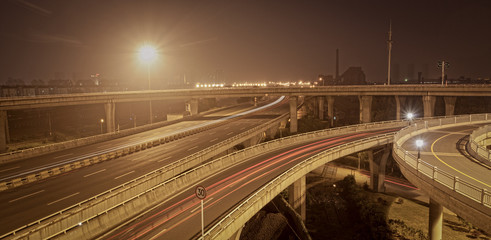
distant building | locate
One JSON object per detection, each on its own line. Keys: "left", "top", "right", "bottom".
{"left": 339, "top": 67, "right": 366, "bottom": 85}
{"left": 317, "top": 74, "right": 335, "bottom": 86}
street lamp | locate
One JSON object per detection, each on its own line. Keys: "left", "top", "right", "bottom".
{"left": 406, "top": 112, "right": 414, "bottom": 121}
{"left": 100, "top": 118, "right": 104, "bottom": 134}
{"left": 138, "top": 44, "right": 158, "bottom": 124}
{"left": 416, "top": 139, "right": 424, "bottom": 159}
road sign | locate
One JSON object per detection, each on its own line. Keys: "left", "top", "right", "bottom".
{"left": 195, "top": 186, "right": 207, "bottom": 199}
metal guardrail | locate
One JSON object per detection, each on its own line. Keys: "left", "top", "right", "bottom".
{"left": 393, "top": 113, "right": 491, "bottom": 207}
{"left": 467, "top": 125, "right": 491, "bottom": 165}
{"left": 201, "top": 133, "right": 395, "bottom": 239}
{"left": 1, "top": 118, "right": 407, "bottom": 239}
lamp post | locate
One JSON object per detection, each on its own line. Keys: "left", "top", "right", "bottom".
{"left": 416, "top": 139, "right": 424, "bottom": 159}
{"left": 138, "top": 44, "right": 158, "bottom": 124}
{"left": 100, "top": 118, "right": 104, "bottom": 134}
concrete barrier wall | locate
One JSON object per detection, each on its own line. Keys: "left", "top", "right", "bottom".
{"left": 202, "top": 134, "right": 394, "bottom": 240}
{"left": 0, "top": 106, "right": 234, "bottom": 165}
{"left": 392, "top": 113, "right": 491, "bottom": 233}
{"left": 1, "top": 119, "right": 409, "bottom": 239}
{"left": 467, "top": 124, "right": 491, "bottom": 166}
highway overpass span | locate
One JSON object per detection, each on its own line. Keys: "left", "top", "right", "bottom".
{"left": 1, "top": 84, "right": 491, "bottom": 152}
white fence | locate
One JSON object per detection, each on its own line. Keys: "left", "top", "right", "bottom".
{"left": 467, "top": 124, "right": 491, "bottom": 165}
{"left": 393, "top": 113, "right": 491, "bottom": 207}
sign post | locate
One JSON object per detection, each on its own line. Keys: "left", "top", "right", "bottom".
{"left": 195, "top": 186, "right": 207, "bottom": 238}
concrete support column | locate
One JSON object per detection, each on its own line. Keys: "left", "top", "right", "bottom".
{"left": 266, "top": 126, "right": 278, "bottom": 139}
{"left": 0, "top": 111, "right": 7, "bottom": 153}
{"left": 429, "top": 198, "right": 443, "bottom": 240}
{"left": 288, "top": 175, "right": 306, "bottom": 221}
{"left": 228, "top": 225, "right": 244, "bottom": 240}
{"left": 317, "top": 96, "right": 325, "bottom": 120}
{"left": 186, "top": 99, "right": 199, "bottom": 116}
{"left": 395, "top": 96, "right": 406, "bottom": 120}
{"left": 368, "top": 145, "right": 391, "bottom": 192}
{"left": 289, "top": 96, "right": 298, "bottom": 133}
{"left": 444, "top": 96, "right": 457, "bottom": 116}
{"left": 358, "top": 95, "right": 373, "bottom": 123}
{"left": 327, "top": 96, "right": 335, "bottom": 127}
{"left": 104, "top": 101, "right": 116, "bottom": 133}
{"left": 423, "top": 96, "right": 436, "bottom": 118}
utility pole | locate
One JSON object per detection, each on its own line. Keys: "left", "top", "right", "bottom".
{"left": 387, "top": 20, "right": 393, "bottom": 85}
{"left": 438, "top": 61, "right": 450, "bottom": 86}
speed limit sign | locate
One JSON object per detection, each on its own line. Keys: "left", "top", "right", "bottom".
{"left": 195, "top": 186, "right": 207, "bottom": 199}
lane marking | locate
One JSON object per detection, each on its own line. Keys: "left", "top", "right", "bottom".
{"left": 47, "top": 192, "right": 80, "bottom": 206}
{"left": 431, "top": 131, "right": 491, "bottom": 188}
{"left": 9, "top": 190, "right": 45, "bottom": 203}
{"left": 53, "top": 153, "right": 73, "bottom": 159}
{"left": 210, "top": 138, "right": 218, "bottom": 143}
{"left": 115, "top": 171, "right": 135, "bottom": 180}
{"left": 240, "top": 127, "right": 246, "bottom": 131}
{"left": 226, "top": 132, "right": 234, "bottom": 136}
{"left": 190, "top": 197, "right": 214, "bottom": 213}
{"left": 409, "top": 151, "right": 463, "bottom": 157}
{"left": 157, "top": 156, "right": 172, "bottom": 163}
{"left": 187, "top": 146, "right": 198, "bottom": 151}
{"left": 223, "top": 126, "right": 230, "bottom": 130}
{"left": 84, "top": 169, "right": 106, "bottom": 178}
{"left": 0, "top": 166, "right": 21, "bottom": 173}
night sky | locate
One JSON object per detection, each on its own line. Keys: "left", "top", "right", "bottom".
{"left": 1, "top": 0, "right": 490, "bottom": 85}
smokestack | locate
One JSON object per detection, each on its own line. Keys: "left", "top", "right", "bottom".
{"left": 335, "top": 49, "right": 339, "bottom": 81}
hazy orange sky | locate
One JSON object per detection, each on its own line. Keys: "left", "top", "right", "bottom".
{"left": 1, "top": 0, "right": 490, "bottom": 86}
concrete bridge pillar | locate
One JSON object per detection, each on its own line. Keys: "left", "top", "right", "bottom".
{"left": 104, "top": 101, "right": 116, "bottom": 133}
{"left": 423, "top": 96, "right": 436, "bottom": 118}
{"left": 186, "top": 99, "right": 199, "bottom": 116}
{"left": 266, "top": 125, "right": 278, "bottom": 139}
{"left": 368, "top": 145, "right": 391, "bottom": 192}
{"left": 327, "top": 96, "right": 335, "bottom": 127}
{"left": 289, "top": 96, "right": 298, "bottom": 133}
{"left": 288, "top": 175, "right": 306, "bottom": 221}
{"left": 317, "top": 96, "right": 325, "bottom": 120}
{"left": 395, "top": 96, "right": 406, "bottom": 120}
{"left": 0, "top": 111, "right": 7, "bottom": 153}
{"left": 429, "top": 198, "right": 443, "bottom": 240}
{"left": 358, "top": 95, "right": 373, "bottom": 123}
{"left": 444, "top": 96, "right": 457, "bottom": 116}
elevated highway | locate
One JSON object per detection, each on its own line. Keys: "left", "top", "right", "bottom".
{"left": 0, "top": 97, "right": 290, "bottom": 236}
{"left": 2, "top": 115, "right": 490, "bottom": 240}
{"left": 1, "top": 84, "right": 491, "bottom": 151}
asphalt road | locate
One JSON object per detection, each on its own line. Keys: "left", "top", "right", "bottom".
{"left": 0, "top": 98, "right": 289, "bottom": 235}
{"left": 401, "top": 124, "right": 491, "bottom": 190}
{"left": 100, "top": 127, "right": 400, "bottom": 240}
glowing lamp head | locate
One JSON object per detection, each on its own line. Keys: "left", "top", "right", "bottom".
{"left": 407, "top": 112, "right": 414, "bottom": 120}
{"left": 100, "top": 119, "right": 104, "bottom": 123}
{"left": 138, "top": 45, "right": 158, "bottom": 64}
{"left": 416, "top": 139, "right": 424, "bottom": 148}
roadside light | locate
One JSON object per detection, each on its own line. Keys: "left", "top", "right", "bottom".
{"left": 416, "top": 139, "right": 424, "bottom": 159}
{"left": 407, "top": 112, "right": 414, "bottom": 120}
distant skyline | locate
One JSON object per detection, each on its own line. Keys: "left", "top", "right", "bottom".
{"left": 1, "top": 0, "right": 490, "bottom": 85}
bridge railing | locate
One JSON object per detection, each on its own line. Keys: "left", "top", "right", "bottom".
{"left": 393, "top": 113, "right": 491, "bottom": 207}
{"left": 202, "top": 132, "right": 395, "bottom": 239}
{"left": 467, "top": 124, "right": 491, "bottom": 165}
